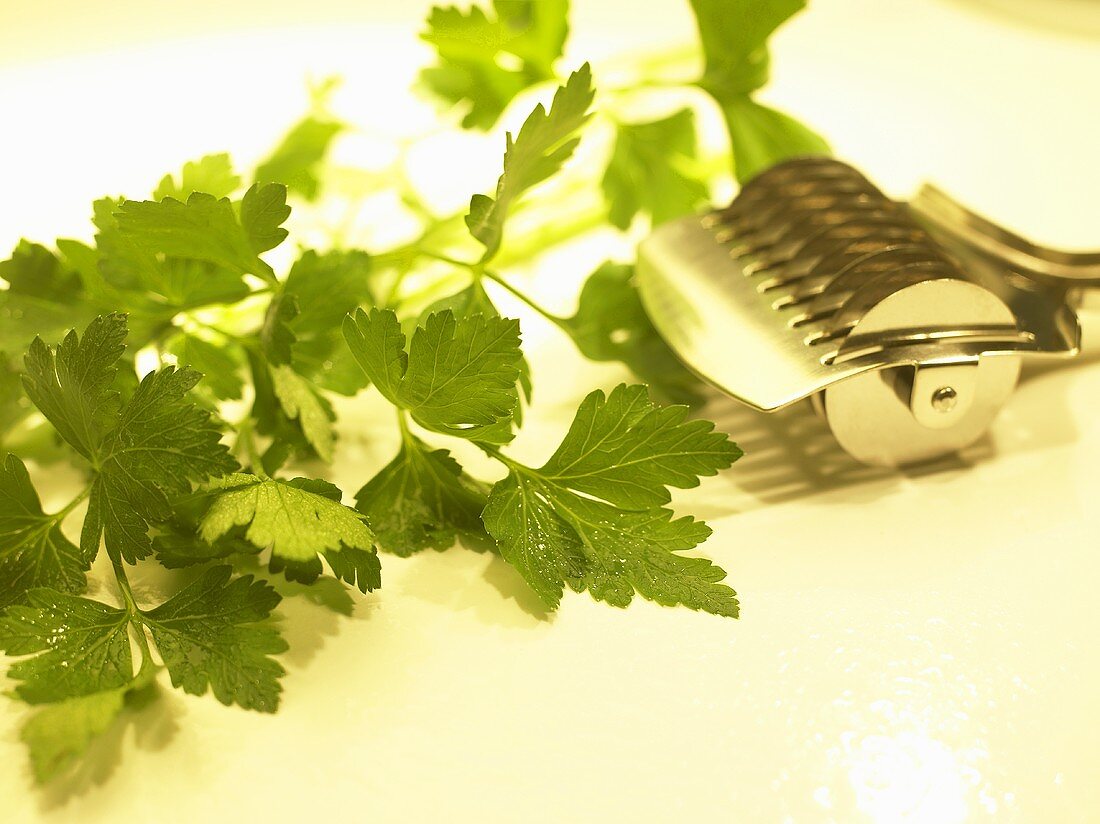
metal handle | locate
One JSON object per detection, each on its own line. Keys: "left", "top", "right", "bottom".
{"left": 909, "top": 184, "right": 1100, "bottom": 285}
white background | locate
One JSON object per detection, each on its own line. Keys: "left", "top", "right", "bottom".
{"left": 1, "top": 1, "right": 1099, "bottom": 821}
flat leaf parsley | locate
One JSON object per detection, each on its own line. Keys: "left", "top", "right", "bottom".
{"left": 0, "top": 0, "right": 829, "bottom": 787}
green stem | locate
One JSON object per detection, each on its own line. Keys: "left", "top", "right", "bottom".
{"left": 599, "top": 42, "right": 700, "bottom": 80}
{"left": 626, "top": 78, "right": 695, "bottom": 91}
{"left": 187, "top": 316, "right": 251, "bottom": 347}
{"left": 53, "top": 484, "right": 92, "bottom": 522}
{"left": 481, "top": 269, "right": 570, "bottom": 328}
{"left": 111, "top": 557, "right": 153, "bottom": 660}
{"left": 236, "top": 417, "right": 268, "bottom": 479}
{"left": 479, "top": 444, "right": 525, "bottom": 473}
{"left": 112, "top": 558, "right": 140, "bottom": 615}
{"left": 413, "top": 249, "right": 571, "bottom": 329}
{"left": 345, "top": 60, "right": 734, "bottom": 317}
{"left": 381, "top": 267, "right": 412, "bottom": 309}
{"left": 494, "top": 148, "right": 732, "bottom": 269}
{"left": 418, "top": 250, "right": 475, "bottom": 269}
{"left": 375, "top": 214, "right": 470, "bottom": 306}
{"left": 494, "top": 199, "right": 609, "bottom": 269}
{"left": 371, "top": 142, "right": 726, "bottom": 305}
{"left": 396, "top": 407, "right": 410, "bottom": 436}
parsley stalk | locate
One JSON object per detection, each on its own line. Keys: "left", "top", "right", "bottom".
{"left": 109, "top": 556, "right": 154, "bottom": 666}
{"left": 234, "top": 417, "right": 269, "bottom": 479}
{"left": 481, "top": 269, "right": 570, "bottom": 329}
{"left": 52, "top": 483, "right": 92, "bottom": 523}
{"left": 478, "top": 443, "right": 522, "bottom": 472}
{"left": 417, "top": 249, "right": 569, "bottom": 330}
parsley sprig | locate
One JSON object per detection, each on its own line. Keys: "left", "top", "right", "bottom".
{"left": 0, "top": 0, "right": 826, "bottom": 787}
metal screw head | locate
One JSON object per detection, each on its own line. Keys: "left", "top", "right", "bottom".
{"left": 932, "top": 386, "right": 958, "bottom": 413}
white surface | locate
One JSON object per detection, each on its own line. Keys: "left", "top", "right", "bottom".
{"left": 2, "top": 1, "right": 1100, "bottom": 822}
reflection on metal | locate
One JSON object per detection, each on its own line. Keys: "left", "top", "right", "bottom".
{"left": 637, "top": 157, "right": 1099, "bottom": 467}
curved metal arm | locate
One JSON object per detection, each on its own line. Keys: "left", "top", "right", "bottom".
{"left": 910, "top": 184, "right": 1100, "bottom": 284}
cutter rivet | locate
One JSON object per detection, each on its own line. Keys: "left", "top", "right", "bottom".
{"left": 932, "top": 386, "right": 958, "bottom": 413}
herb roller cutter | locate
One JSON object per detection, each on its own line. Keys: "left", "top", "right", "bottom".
{"left": 637, "top": 157, "right": 1100, "bottom": 467}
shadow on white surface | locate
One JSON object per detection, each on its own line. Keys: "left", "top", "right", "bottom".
{"left": 396, "top": 548, "right": 551, "bottom": 627}
{"left": 35, "top": 686, "right": 183, "bottom": 811}
{"left": 703, "top": 394, "right": 972, "bottom": 513}
{"left": 699, "top": 337, "right": 1096, "bottom": 516}
{"left": 481, "top": 554, "right": 554, "bottom": 622}
{"left": 270, "top": 577, "right": 372, "bottom": 669}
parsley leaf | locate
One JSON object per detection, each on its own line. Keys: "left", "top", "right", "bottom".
{"left": 21, "top": 312, "right": 127, "bottom": 461}
{"left": 199, "top": 474, "right": 379, "bottom": 576}
{"left": 420, "top": 0, "right": 569, "bottom": 129}
{"left": 0, "top": 277, "right": 94, "bottom": 371}
{"left": 270, "top": 364, "right": 336, "bottom": 463}
{"left": 539, "top": 383, "right": 739, "bottom": 508}
{"left": 602, "top": 109, "right": 709, "bottom": 229}
{"left": 341, "top": 307, "right": 406, "bottom": 402}
{"left": 82, "top": 364, "right": 236, "bottom": 564}
{"left": 687, "top": 0, "right": 828, "bottom": 181}
{"left": 112, "top": 193, "right": 250, "bottom": 271}
{"left": 276, "top": 249, "right": 375, "bottom": 395}
{"left": 83, "top": 200, "right": 164, "bottom": 296}
{"left": 58, "top": 204, "right": 249, "bottom": 339}
{"left": 282, "top": 251, "right": 374, "bottom": 338}
{"left": 344, "top": 308, "right": 522, "bottom": 443}
{"left": 0, "top": 565, "right": 287, "bottom": 777}
{"left": 245, "top": 350, "right": 315, "bottom": 473}
{"left": 240, "top": 182, "right": 293, "bottom": 255}
{"left": 0, "top": 240, "right": 83, "bottom": 302}
{"left": 399, "top": 311, "right": 521, "bottom": 440}
{"left": 0, "top": 242, "right": 91, "bottom": 395}
{"left": 421, "top": 280, "right": 533, "bottom": 422}
{"left": 550, "top": 494, "right": 732, "bottom": 615}
{"left": 690, "top": 0, "right": 802, "bottom": 97}
{"left": 154, "top": 153, "right": 242, "bottom": 201}
{"left": 564, "top": 263, "right": 706, "bottom": 406}
{"left": 719, "top": 95, "right": 831, "bottom": 183}
{"left": 154, "top": 516, "right": 260, "bottom": 569}
{"left": 255, "top": 116, "right": 343, "bottom": 201}
{"left": 480, "top": 473, "right": 584, "bottom": 607}
{"left": 164, "top": 331, "right": 245, "bottom": 403}
{"left": 260, "top": 293, "right": 300, "bottom": 367}
{"left": 20, "top": 667, "right": 155, "bottom": 783}
{"left": 0, "top": 589, "right": 133, "bottom": 703}
{"left": 143, "top": 565, "right": 287, "bottom": 712}
{"left": 23, "top": 315, "right": 235, "bottom": 563}
{"left": 466, "top": 64, "right": 594, "bottom": 259}
{"left": 356, "top": 431, "right": 490, "bottom": 556}
{"left": 0, "top": 454, "right": 88, "bottom": 609}
{"left": 483, "top": 384, "right": 740, "bottom": 614}
{"left": 0, "top": 361, "right": 33, "bottom": 450}
{"left": 322, "top": 551, "right": 383, "bottom": 594}
{"left": 0, "top": 587, "right": 159, "bottom": 782}
{"left": 252, "top": 288, "right": 345, "bottom": 468}
{"left": 113, "top": 183, "right": 289, "bottom": 283}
